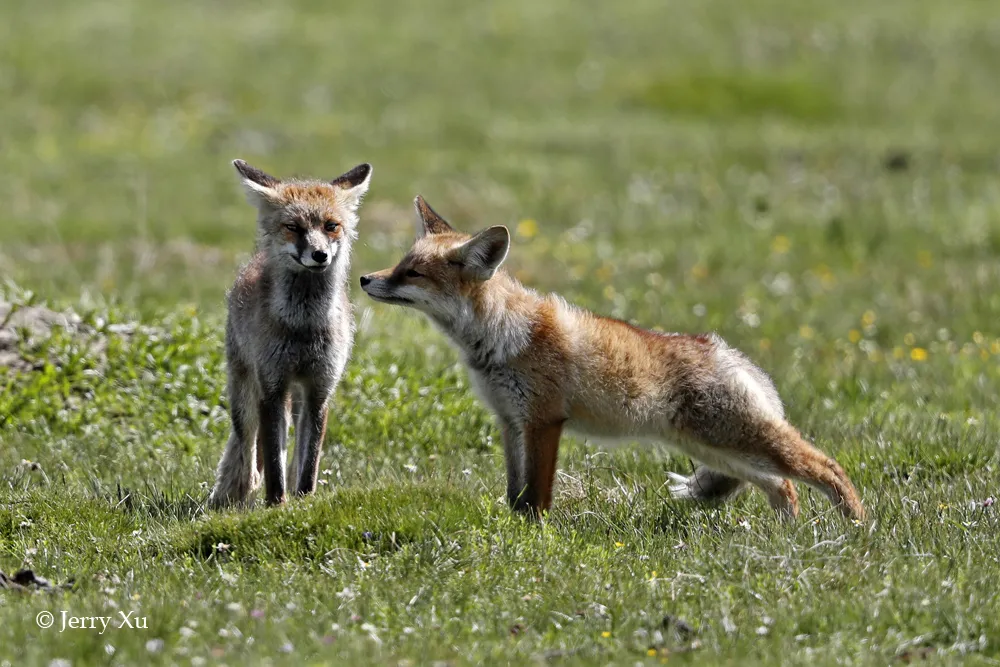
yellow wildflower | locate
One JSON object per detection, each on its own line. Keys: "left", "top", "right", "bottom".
{"left": 516, "top": 219, "right": 538, "bottom": 238}
{"left": 771, "top": 235, "right": 791, "bottom": 254}
{"left": 910, "top": 348, "right": 928, "bottom": 361}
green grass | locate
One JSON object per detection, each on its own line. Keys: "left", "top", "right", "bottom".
{"left": 2, "top": 0, "right": 1000, "bottom": 664}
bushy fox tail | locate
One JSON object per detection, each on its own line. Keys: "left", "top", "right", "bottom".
{"left": 772, "top": 422, "right": 865, "bottom": 521}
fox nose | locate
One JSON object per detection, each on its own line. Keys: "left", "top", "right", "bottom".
{"left": 311, "top": 250, "right": 328, "bottom": 264}
{"left": 359, "top": 275, "right": 371, "bottom": 287}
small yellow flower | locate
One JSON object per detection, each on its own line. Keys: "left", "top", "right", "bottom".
{"left": 861, "top": 310, "right": 877, "bottom": 327}
{"left": 815, "top": 264, "right": 836, "bottom": 287}
{"left": 516, "top": 219, "right": 539, "bottom": 238}
{"left": 991, "top": 341, "right": 1000, "bottom": 355}
{"left": 904, "top": 333, "right": 916, "bottom": 346}
{"left": 601, "top": 631, "right": 611, "bottom": 638}
{"left": 799, "top": 325, "right": 815, "bottom": 340}
{"left": 771, "top": 235, "right": 791, "bottom": 254}
{"left": 614, "top": 542, "right": 624, "bottom": 548}
{"left": 910, "top": 348, "right": 928, "bottom": 361}
{"left": 973, "top": 332, "right": 985, "bottom": 346}
{"left": 648, "top": 571, "right": 658, "bottom": 582}
{"left": 648, "top": 648, "right": 658, "bottom": 657}
{"left": 848, "top": 329, "right": 862, "bottom": 344}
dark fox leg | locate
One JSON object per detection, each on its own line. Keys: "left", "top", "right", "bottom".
{"left": 294, "top": 386, "right": 330, "bottom": 496}
{"left": 515, "top": 420, "right": 563, "bottom": 517}
{"left": 287, "top": 390, "right": 304, "bottom": 490}
{"left": 258, "top": 385, "right": 290, "bottom": 506}
{"left": 500, "top": 420, "right": 527, "bottom": 511}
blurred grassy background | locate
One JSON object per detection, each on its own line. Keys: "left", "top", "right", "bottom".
{"left": 3, "top": 0, "right": 999, "bottom": 329}
{"left": 2, "top": 0, "right": 1000, "bottom": 664}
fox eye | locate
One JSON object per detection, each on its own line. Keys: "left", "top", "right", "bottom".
{"left": 324, "top": 221, "right": 340, "bottom": 232}
{"left": 284, "top": 223, "right": 301, "bottom": 233}
{"left": 405, "top": 269, "right": 424, "bottom": 278}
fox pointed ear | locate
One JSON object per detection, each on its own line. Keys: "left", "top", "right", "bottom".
{"left": 450, "top": 226, "right": 510, "bottom": 281}
{"left": 331, "top": 163, "right": 373, "bottom": 211}
{"left": 233, "top": 159, "right": 281, "bottom": 210}
{"left": 414, "top": 195, "right": 455, "bottom": 238}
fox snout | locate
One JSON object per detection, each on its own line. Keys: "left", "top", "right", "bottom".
{"left": 359, "top": 271, "right": 399, "bottom": 300}
{"left": 298, "top": 241, "right": 335, "bottom": 271}
{"left": 288, "top": 231, "right": 338, "bottom": 272}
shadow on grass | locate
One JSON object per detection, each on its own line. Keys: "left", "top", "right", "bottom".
{"left": 167, "top": 483, "right": 491, "bottom": 565}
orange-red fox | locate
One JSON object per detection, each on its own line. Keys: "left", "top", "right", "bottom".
{"left": 209, "top": 159, "right": 372, "bottom": 508}
{"left": 360, "top": 197, "right": 865, "bottom": 521}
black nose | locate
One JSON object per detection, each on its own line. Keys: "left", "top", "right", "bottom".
{"left": 312, "top": 250, "right": 328, "bottom": 264}
{"left": 359, "top": 275, "right": 371, "bottom": 287}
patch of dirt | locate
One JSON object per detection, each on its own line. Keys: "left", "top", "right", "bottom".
{"left": 0, "top": 298, "right": 156, "bottom": 374}
{"left": 0, "top": 300, "right": 84, "bottom": 373}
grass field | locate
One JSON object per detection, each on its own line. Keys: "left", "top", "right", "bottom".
{"left": 2, "top": 0, "right": 1000, "bottom": 664}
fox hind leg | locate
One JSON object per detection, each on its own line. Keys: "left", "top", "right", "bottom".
{"left": 209, "top": 368, "right": 261, "bottom": 509}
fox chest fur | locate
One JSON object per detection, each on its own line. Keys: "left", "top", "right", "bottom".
{"left": 227, "top": 256, "right": 354, "bottom": 394}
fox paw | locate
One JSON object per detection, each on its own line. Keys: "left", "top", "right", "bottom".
{"left": 667, "top": 472, "right": 695, "bottom": 500}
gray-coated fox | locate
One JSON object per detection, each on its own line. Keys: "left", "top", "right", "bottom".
{"left": 360, "top": 197, "right": 865, "bottom": 521}
{"left": 209, "top": 159, "right": 371, "bottom": 508}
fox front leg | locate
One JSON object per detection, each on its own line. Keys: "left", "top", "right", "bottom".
{"left": 500, "top": 420, "right": 526, "bottom": 511}
{"left": 293, "top": 385, "right": 330, "bottom": 496}
{"left": 257, "top": 386, "right": 290, "bottom": 506}
{"left": 505, "top": 419, "right": 564, "bottom": 518}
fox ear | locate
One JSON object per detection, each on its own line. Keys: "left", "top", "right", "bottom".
{"left": 414, "top": 195, "right": 455, "bottom": 238}
{"left": 331, "top": 163, "right": 372, "bottom": 211}
{"left": 233, "top": 159, "right": 281, "bottom": 210}
{"left": 450, "top": 226, "right": 510, "bottom": 281}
